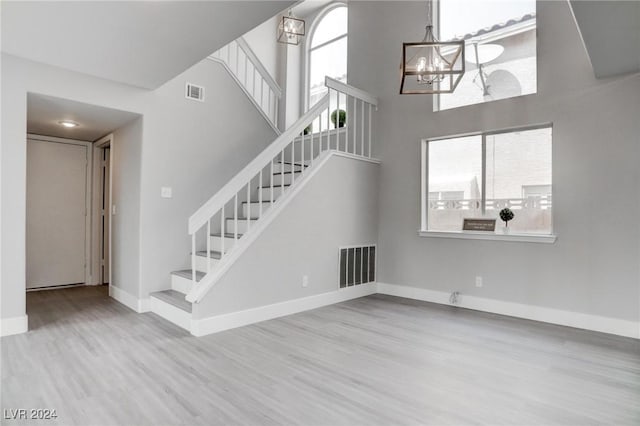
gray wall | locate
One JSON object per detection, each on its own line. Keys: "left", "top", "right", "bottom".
{"left": 348, "top": 1, "right": 640, "bottom": 321}
{"left": 1, "top": 53, "right": 277, "bottom": 320}
{"left": 111, "top": 118, "right": 143, "bottom": 297}
{"left": 243, "top": 16, "right": 282, "bottom": 85}
{"left": 194, "top": 155, "right": 379, "bottom": 319}
{"left": 137, "top": 61, "right": 277, "bottom": 297}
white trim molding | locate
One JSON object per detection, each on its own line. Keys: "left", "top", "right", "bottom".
{"left": 377, "top": 283, "right": 640, "bottom": 339}
{"left": 418, "top": 230, "right": 557, "bottom": 244}
{"left": 1, "top": 315, "right": 29, "bottom": 337}
{"left": 109, "top": 285, "right": 150, "bottom": 314}
{"left": 191, "top": 283, "right": 377, "bottom": 337}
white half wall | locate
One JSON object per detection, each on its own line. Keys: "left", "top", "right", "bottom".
{"left": 193, "top": 154, "right": 380, "bottom": 319}
{"left": 348, "top": 1, "right": 640, "bottom": 324}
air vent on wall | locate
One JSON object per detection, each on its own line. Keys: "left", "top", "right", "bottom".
{"left": 339, "top": 245, "right": 376, "bottom": 288}
{"left": 185, "top": 83, "right": 205, "bottom": 102}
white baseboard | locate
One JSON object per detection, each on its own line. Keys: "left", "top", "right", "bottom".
{"left": 1, "top": 315, "right": 29, "bottom": 337}
{"left": 191, "top": 283, "right": 377, "bottom": 337}
{"left": 109, "top": 285, "right": 150, "bottom": 314}
{"left": 377, "top": 283, "right": 640, "bottom": 339}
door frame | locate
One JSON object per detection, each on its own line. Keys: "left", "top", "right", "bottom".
{"left": 92, "top": 134, "right": 113, "bottom": 287}
{"left": 26, "top": 134, "right": 93, "bottom": 288}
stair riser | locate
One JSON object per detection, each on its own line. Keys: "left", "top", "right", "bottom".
{"left": 225, "top": 218, "right": 258, "bottom": 234}
{"left": 209, "top": 235, "right": 237, "bottom": 252}
{"left": 258, "top": 186, "right": 287, "bottom": 201}
{"left": 271, "top": 173, "right": 300, "bottom": 186}
{"left": 194, "top": 256, "right": 220, "bottom": 273}
{"left": 171, "top": 274, "right": 193, "bottom": 294}
{"left": 241, "top": 201, "right": 271, "bottom": 218}
{"left": 150, "top": 297, "right": 191, "bottom": 331}
{"left": 272, "top": 163, "right": 304, "bottom": 173}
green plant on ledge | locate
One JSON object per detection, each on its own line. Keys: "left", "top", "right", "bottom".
{"left": 303, "top": 124, "right": 312, "bottom": 135}
{"left": 330, "top": 109, "right": 346, "bottom": 128}
{"left": 499, "top": 208, "right": 515, "bottom": 227}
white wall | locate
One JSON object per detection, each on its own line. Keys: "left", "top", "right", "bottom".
{"left": 1, "top": 53, "right": 277, "bottom": 323}
{"left": 348, "top": 1, "right": 640, "bottom": 322}
{"left": 111, "top": 118, "right": 143, "bottom": 297}
{"left": 193, "top": 155, "right": 379, "bottom": 318}
{"left": 243, "top": 16, "right": 283, "bottom": 85}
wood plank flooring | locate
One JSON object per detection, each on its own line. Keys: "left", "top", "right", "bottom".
{"left": 2, "top": 285, "right": 639, "bottom": 425}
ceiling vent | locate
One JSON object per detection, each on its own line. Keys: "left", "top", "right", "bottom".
{"left": 185, "top": 83, "right": 205, "bottom": 102}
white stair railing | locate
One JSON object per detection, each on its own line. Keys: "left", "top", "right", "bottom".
{"left": 186, "top": 77, "right": 378, "bottom": 303}
{"left": 209, "top": 37, "right": 281, "bottom": 133}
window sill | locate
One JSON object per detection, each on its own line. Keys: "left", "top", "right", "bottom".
{"left": 417, "top": 230, "right": 557, "bottom": 244}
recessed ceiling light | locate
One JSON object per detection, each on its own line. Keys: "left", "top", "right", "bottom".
{"left": 58, "top": 120, "right": 79, "bottom": 128}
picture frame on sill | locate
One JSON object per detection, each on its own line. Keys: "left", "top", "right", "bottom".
{"left": 462, "top": 218, "right": 496, "bottom": 232}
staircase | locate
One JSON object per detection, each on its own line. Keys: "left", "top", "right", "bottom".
{"left": 149, "top": 77, "right": 378, "bottom": 333}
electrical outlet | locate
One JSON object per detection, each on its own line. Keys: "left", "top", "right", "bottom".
{"left": 475, "top": 276, "right": 483, "bottom": 288}
{"left": 302, "top": 275, "right": 309, "bottom": 288}
{"left": 161, "top": 187, "right": 173, "bottom": 198}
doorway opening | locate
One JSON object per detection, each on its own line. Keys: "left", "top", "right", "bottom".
{"left": 95, "top": 137, "right": 111, "bottom": 286}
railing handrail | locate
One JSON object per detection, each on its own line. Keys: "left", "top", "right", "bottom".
{"left": 325, "top": 77, "right": 378, "bottom": 108}
{"left": 188, "top": 93, "right": 330, "bottom": 234}
{"left": 236, "top": 37, "right": 282, "bottom": 98}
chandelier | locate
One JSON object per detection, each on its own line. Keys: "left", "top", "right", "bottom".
{"left": 278, "top": 10, "right": 305, "bottom": 45}
{"left": 400, "top": 1, "right": 465, "bottom": 94}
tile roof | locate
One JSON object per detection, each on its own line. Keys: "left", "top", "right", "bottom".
{"left": 452, "top": 13, "right": 536, "bottom": 41}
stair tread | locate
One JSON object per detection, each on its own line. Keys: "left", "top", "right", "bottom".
{"left": 195, "top": 250, "right": 223, "bottom": 259}
{"left": 271, "top": 171, "right": 302, "bottom": 176}
{"left": 171, "top": 269, "right": 205, "bottom": 282}
{"left": 225, "top": 217, "right": 258, "bottom": 221}
{"left": 277, "top": 160, "right": 309, "bottom": 167}
{"left": 259, "top": 184, "right": 290, "bottom": 189}
{"left": 150, "top": 289, "right": 192, "bottom": 313}
{"left": 242, "top": 200, "right": 272, "bottom": 204}
{"left": 210, "top": 232, "right": 244, "bottom": 238}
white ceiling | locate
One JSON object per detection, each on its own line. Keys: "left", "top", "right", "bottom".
{"left": 569, "top": 0, "right": 640, "bottom": 78}
{"left": 2, "top": 1, "right": 296, "bottom": 89}
{"left": 293, "top": 0, "right": 334, "bottom": 19}
{"left": 27, "top": 93, "right": 141, "bottom": 141}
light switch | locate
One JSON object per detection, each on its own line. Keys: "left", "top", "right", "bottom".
{"left": 112, "top": 205, "right": 117, "bottom": 215}
{"left": 161, "top": 187, "right": 172, "bottom": 198}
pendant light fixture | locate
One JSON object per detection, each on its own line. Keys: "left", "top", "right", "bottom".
{"left": 400, "top": 0, "right": 465, "bottom": 94}
{"left": 278, "top": 10, "right": 305, "bottom": 45}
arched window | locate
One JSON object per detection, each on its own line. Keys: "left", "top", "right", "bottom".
{"left": 306, "top": 5, "right": 348, "bottom": 109}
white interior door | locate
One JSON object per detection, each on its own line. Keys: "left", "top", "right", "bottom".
{"left": 27, "top": 139, "right": 88, "bottom": 289}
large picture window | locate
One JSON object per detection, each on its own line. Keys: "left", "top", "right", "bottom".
{"left": 421, "top": 126, "right": 552, "bottom": 235}
{"left": 436, "top": 0, "right": 537, "bottom": 111}
{"left": 307, "top": 5, "right": 348, "bottom": 109}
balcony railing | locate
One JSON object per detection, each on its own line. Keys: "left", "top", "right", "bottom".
{"left": 428, "top": 196, "right": 552, "bottom": 211}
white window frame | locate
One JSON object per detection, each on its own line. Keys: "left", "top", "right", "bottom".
{"left": 303, "top": 2, "right": 348, "bottom": 112}
{"left": 419, "top": 123, "right": 556, "bottom": 243}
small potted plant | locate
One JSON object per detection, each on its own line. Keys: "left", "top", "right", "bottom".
{"left": 499, "top": 208, "right": 515, "bottom": 234}
{"left": 303, "top": 124, "right": 312, "bottom": 135}
{"left": 330, "top": 109, "right": 346, "bottom": 128}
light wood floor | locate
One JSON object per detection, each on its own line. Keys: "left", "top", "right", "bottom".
{"left": 2, "top": 286, "right": 639, "bottom": 426}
